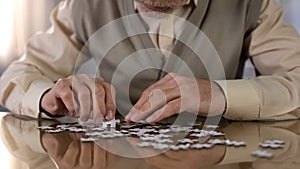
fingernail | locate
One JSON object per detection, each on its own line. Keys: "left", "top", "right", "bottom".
{"left": 130, "top": 113, "right": 140, "bottom": 122}
{"left": 126, "top": 109, "right": 136, "bottom": 120}
{"left": 125, "top": 113, "right": 132, "bottom": 120}
{"left": 105, "top": 110, "right": 114, "bottom": 120}
{"left": 146, "top": 115, "right": 156, "bottom": 123}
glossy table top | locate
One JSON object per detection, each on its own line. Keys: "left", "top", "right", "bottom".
{"left": 0, "top": 112, "right": 299, "bottom": 169}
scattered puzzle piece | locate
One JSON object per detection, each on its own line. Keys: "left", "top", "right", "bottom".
{"left": 80, "top": 137, "right": 98, "bottom": 142}
{"left": 190, "top": 143, "right": 214, "bottom": 149}
{"left": 178, "top": 138, "right": 198, "bottom": 144}
{"left": 252, "top": 150, "right": 273, "bottom": 158}
{"left": 102, "top": 119, "right": 120, "bottom": 128}
{"left": 46, "top": 129, "right": 64, "bottom": 133}
{"left": 204, "top": 125, "right": 219, "bottom": 129}
{"left": 170, "top": 144, "right": 190, "bottom": 151}
{"left": 259, "top": 139, "right": 285, "bottom": 149}
{"left": 37, "top": 126, "right": 55, "bottom": 130}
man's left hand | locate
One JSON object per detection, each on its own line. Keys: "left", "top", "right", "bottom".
{"left": 125, "top": 73, "right": 226, "bottom": 123}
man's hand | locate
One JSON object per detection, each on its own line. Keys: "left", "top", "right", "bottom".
{"left": 42, "top": 131, "right": 111, "bottom": 169}
{"left": 40, "top": 74, "right": 116, "bottom": 122}
{"left": 125, "top": 73, "right": 226, "bottom": 123}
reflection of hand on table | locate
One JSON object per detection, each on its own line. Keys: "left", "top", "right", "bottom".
{"left": 42, "top": 131, "right": 158, "bottom": 169}
{"left": 42, "top": 131, "right": 112, "bottom": 169}
{"left": 127, "top": 137, "right": 226, "bottom": 169}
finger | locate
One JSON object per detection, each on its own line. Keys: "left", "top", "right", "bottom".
{"left": 126, "top": 74, "right": 178, "bottom": 121}
{"left": 41, "top": 89, "right": 65, "bottom": 116}
{"left": 149, "top": 73, "right": 176, "bottom": 88}
{"left": 68, "top": 132, "right": 85, "bottom": 141}
{"left": 41, "top": 134, "right": 62, "bottom": 161}
{"left": 79, "top": 142, "right": 93, "bottom": 168}
{"left": 146, "top": 99, "right": 181, "bottom": 123}
{"left": 60, "top": 141, "right": 80, "bottom": 169}
{"left": 138, "top": 85, "right": 178, "bottom": 109}
{"left": 127, "top": 87, "right": 180, "bottom": 122}
{"left": 126, "top": 87, "right": 174, "bottom": 121}
{"left": 72, "top": 77, "right": 92, "bottom": 121}
{"left": 55, "top": 79, "right": 76, "bottom": 116}
{"left": 79, "top": 75, "right": 106, "bottom": 123}
{"left": 80, "top": 76, "right": 116, "bottom": 122}
{"left": 93, "top": 143, "right": 107, "bottom": 168}
{"left": 92, "top": 82, "right": 106, "bottom": 123}
{"left": 125, "top": 100, "right": 151, "bottom": 122}
{"left": 102, "top": 82, "right": 116, "bottom": 120}
{"left": 131, "top": 73, "right": 176, "bottom": 111}
{"left": 144, "top": 153, "right": 176, "bottom": 169}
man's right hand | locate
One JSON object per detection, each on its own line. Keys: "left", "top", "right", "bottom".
{"left": 40, "top": 74, "right": 116, "bottom": 123}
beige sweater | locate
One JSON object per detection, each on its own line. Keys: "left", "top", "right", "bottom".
{"left": 0, "top": 0, "right": 300, "bottom": 121}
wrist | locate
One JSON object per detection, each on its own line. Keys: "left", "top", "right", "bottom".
{"left": 211, "top": 82, "right": 227, "bottom": 116}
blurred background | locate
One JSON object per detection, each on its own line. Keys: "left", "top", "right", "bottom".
{"left": 0, "top": 0, "right": 299, "bottom": 111}
{"left": 0, "top": 0, "right": 61, "bottom": 74}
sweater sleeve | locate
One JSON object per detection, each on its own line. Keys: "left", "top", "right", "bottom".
{"left": 216, "top": 0, "right": 300, "bottom": 121}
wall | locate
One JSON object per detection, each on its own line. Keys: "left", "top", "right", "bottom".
{"left": 277, "top": 0, "right": 300, "bottom": 32}
{"left": 0, "top": 0, "right": 61, "bottom": 75}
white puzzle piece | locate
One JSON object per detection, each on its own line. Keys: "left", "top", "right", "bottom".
{"left": 102, "top": 119, "right": 121, "bottom": 128}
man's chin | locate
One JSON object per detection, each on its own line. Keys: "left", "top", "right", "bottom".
{"left": 140, "top": 2, "right": 174, "bottom": 13}
{"left": 137, "top": 4, "right": 173, "bottom": 19}
{"left": 138, "top": 2, "right": 176, "bottom": 13}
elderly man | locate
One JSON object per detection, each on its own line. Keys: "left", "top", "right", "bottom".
{"left": 0, "top": 0, "right": 300, "bottom": 123}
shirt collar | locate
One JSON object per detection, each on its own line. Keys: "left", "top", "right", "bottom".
{"left": 187, "top": 0, "right": 198, "bottom": 6}
{"left": 194, "top": 0, "right": 198, "bottom": 6}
